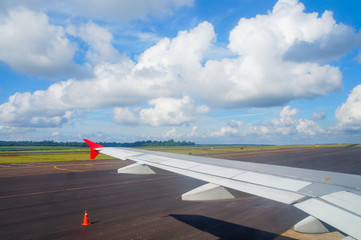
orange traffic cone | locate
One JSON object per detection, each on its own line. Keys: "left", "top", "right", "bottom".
{"left": 82, "top": 210, "right": 90, "bottom": 226}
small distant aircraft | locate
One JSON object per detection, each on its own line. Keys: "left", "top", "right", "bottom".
{"left": 84, "top": 139, "right": 361, "bottom": 240}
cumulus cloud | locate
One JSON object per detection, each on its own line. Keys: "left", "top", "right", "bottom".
{"left": 296, "top": 119, "right": 324, "bottom": 136}
{"left": 210, "top": 120, "right": 243, "bottom": 137}
{"left": 190, "top": 126, "right": 198, "bottom": 136}
{"left": 188, "top": 0, "right": 350, "bottom": 108}
{"left": 74, "top": 22, "right": 122, "bottom": 64}
{"left": 0, "top": 82, "right": 76, "bottom": 128}
{"left": 0, "top": 91, "right": 73, "bottom": 127}
{"left": 258, "top": 106, "right": 300, "bottom": 135}
{"left": 135, "top": 21, "right": 215, "bottom": 82}
{"left": 192, "top": 0, "right": 345, "bottom": 108}
{"left": 163, "top": 127, "right": 181, "bottom": 138}
{"left": 113, "top": 96, "right": 210, "bottom": 126}
{"left": 284, "top": 24, "right": 361, "bottom": 63}
{"left": 0, "top": 0, "right": 359, "bottom": 135}
{"left": 335, "top": 85, "right": 361, "bottom": 131}
{"left": 162, "top": 125, "right": 199, "bottom": 139}
{"left": 210, "top": 106, "right": 324, "bottom": 137}
{"left": 139, "top": 96, "right": 209, "bottom": 126}
{"left": 0, "top": 7, "right": 78, "bottom": 78}
{"left": 113, "top": 107, "right": 138, "bottom": 126}
{"left": 0, "top": 22, "right": 214, "bottom": 128}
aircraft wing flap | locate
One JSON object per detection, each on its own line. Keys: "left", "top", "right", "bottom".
{"left": 124, "top": 154, "right": 306, "bottom": 204}
{"left": 295, "top": 197, "right": 361, "bottom": 239}
{"left": 320, "top": 191, "right": 361, "bottom": 216}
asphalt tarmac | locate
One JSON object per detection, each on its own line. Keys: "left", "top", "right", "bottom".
{"left": 1, "top": 147, "right": 360, "bottom": 240}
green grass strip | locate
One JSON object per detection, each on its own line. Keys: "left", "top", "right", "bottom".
{"left": 0, "top": 147, "right": 88, "bottom": 153}
{"left": 0, "top": 153, "right": 114, "bottom": 164}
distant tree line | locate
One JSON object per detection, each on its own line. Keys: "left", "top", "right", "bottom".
{"left": 115, "top": 139, "right": 195, "bottom": 147}
{"left": 0, "top": 140, "right": 87, "bottom": 147}
{"left": 0, "top": 139, "right": 195, "bottom": 147}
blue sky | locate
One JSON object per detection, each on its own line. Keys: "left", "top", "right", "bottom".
{"left": 0, "top": 0, "right": 361, "bottom": 144}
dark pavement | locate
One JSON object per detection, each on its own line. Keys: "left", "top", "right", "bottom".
{"left": 1, "top": 147, "right": 360, "bottom": 239}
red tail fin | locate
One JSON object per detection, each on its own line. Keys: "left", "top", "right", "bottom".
{"left": 83, "top": 139, "right": 104, "bottom": 159}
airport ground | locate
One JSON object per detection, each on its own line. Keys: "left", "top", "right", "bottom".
{"left": 1, "top": 146, "right": 360, "bottom": 239}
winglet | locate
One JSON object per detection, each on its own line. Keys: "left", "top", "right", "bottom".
{"left": 83, "top": 139, "right": 104, "bottom": 159}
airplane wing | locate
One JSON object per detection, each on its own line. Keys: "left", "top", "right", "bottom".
{"left": 84, "top": 139, "right": 361, "bottom": 239}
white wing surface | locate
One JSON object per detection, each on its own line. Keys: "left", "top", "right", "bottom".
{"left": 84, "top": 139, "right": 361, "bottom": 239}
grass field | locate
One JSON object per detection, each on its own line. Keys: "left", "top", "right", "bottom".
{"left": 141, "top": 144, "right": 357, "bottom": 155}
{"left": 0, "top": 153, "right": 113, "bottom": 164}
{"left": 0, "top": 144, "right": 359, "bottom": 164}
{"left": 0, "top": 146, "right": 88, "bottom": 153}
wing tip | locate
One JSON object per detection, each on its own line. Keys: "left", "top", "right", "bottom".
{"left": 83, "top": 139, "right": 104, "bottom": 149}
{"left": 83, "top": 139, "right": 104, "bottom": 159}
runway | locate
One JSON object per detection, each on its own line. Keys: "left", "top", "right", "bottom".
{"left": 1, "top": 147, "right": 360, "bottom": 239}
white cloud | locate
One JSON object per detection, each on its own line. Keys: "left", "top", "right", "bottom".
{"left": 279, "top": 106, "right": 299, "bottom": 125}
{"left": 261, "top": 106, "right": 299, "bottom": 135}
{"left": 210, "top": 120, "right": 242, "bottom": 137}
{"left": 335, "top": 84, "right": 361, "bottom": 131}
{"left": 113, "top": 107, "right": 138, "bottom": 125}
{"left": 209, "top": 106, "right": 324, "bottom": 137}
{"left": 0, "top": 7, "right": 78, "bottom": 78}
{"left": 284, "top": 27, "right": 361, "bottom": 63}
{"left": 163, "top": 127, "right": 180, "bottom": 139}
{"left": 136, "top": 21, "right": 215, "bottom": 81}
{"left": 112, "top": 96, "right": 209, "bottom": 127}
{"left": 75, "top": 22, "right": 122, "bottom": 64}
{"left": 192, "top": 0, "right": 344, "bottom": 108}
{"left": 190, "top": 126, "right": 198, "bottom": 136}
{"left": 296, "top": 119, "right": 324, "bottom": 136}
{"left": 51, "top": 131, "right": 60, "bottom": 137}
{"left": 29, "top": 111, "right": 73, "bottom": 127}
{"left": 0, "top": 22, "right": 214, "bottom": 128}
{"left": 0, "top": 0, "right": 359, "bottom": 137}
{"left": 0, "top": 83, "right": 75, "bottom": 128}
{"left": 161, "top": 125, "right": 199, "bottom": 139}
{"left": 139, "top": 96, "right": 209, "bottom": 126}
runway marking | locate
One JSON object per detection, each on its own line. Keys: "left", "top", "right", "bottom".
{"left": 0, "top": 176, "right": 177, "bottom": 199}
{"left": 0, "top": 164, "right": 49, "bottom": 170}
{"left": 53, "top": 165, "right": 84, "bottom": 172}
{"left": 53, "top": 162, "right": 124, "bottom": 172}
{"left": 0, "top": 161, "right": 119, "bottom": 170}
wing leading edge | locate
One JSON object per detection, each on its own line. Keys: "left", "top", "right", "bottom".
{"left": 84, "top": 139, "right": 361, "bottom": 239}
